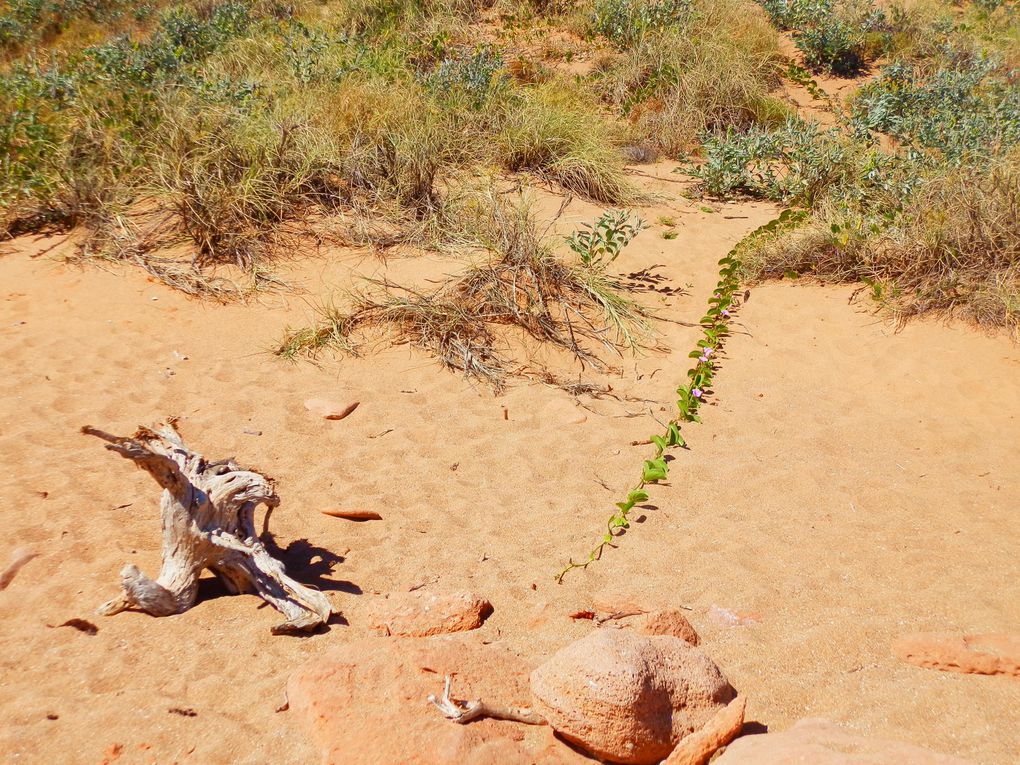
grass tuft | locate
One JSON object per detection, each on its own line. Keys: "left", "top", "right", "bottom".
{"left": 278, "top": 191, "right": 653, "bottom": 389}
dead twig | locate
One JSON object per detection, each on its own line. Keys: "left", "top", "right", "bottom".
{"left": 427, "top": 676, "right": 547, "bottom": 726}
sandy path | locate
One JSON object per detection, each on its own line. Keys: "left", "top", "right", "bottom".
{"left": 0, "top": 174, "right": 1017, "bottom": 763}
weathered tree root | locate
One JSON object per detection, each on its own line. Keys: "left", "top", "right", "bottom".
{"left": 427, "top": 676, "right": 547, "bottom": 726}
{"left": 83, "top": 420, "right": 332, "bottom": 634}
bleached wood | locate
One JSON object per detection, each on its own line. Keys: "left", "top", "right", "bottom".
{"left": 428, "top": 676, "right": 547, "bottom": 726}
{"left": 84, "top": 420, "right": 332, "bottom": 634}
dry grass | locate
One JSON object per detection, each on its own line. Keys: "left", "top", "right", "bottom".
{"left": 278, "top": 191, "right": 654, "bottom": 389}
{"left": 498, "top": 80, "right": 637, "bottom": 204}
{"left": 596, "top": 0, "right": 790, "bottom": 157}
{"left": 746, "top": 153, "right": 1020, "bottom": 333}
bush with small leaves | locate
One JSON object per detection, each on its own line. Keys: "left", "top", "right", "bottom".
{"left": 850, "top": 58, "right": 1020, "bottom": 162}
{"left": 590, "top": 0, "right": 693, "bottom": 48}
{"left": 757, "top": 0, "right": 887, "bottom": 75}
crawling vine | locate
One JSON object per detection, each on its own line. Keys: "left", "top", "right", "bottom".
{"left": 556, "top": 209, "right": 807, "bottom": 582}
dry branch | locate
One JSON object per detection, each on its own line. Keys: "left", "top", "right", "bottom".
{"left": 428, "top": 676, "right": 547, "bottom": 726}
{"left": 83, "top": 420, "right": 332, "bottom": 634}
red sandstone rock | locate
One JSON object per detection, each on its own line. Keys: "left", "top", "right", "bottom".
{"left": 304, "top": 398, "right": 359, "bottom": 420}
{"left": 892, "top": 632, "right": 1020, "bottom": 677}
{"left": 714, "top": 718, "right": 975, "bottom": 764}
{"left": 363, "top": 591, "right": 493, "bottom": 637}
{"left": 663, "top": 695, "right": 745, "bottom": 765}
{"left": 639, "top": 609, "right": 700, "bottom": 646}
{"left": 529, "top": 630, "right": 735, "bottom": 764}
{"left": 288, "top": 636, "right": 587, "bottom": 765}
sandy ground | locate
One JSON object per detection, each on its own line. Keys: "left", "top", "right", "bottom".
{"left": 0, "top": 166, "right": 1017, "bottom": 764}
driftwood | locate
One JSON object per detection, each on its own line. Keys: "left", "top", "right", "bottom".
{"left": 83, "top": 420, "right": 332, "bottom": 634}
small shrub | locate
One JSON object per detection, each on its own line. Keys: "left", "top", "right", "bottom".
{"left": 566, "top": 208, "right": 644, "bottom": 268}
{"left": 757, "top": 0, "right": 887, "bottom": 75}
{"left": 589, "top": 0, "right": 692, "bottom": 48}
{"left": 691, "top": 119, "right": 863, "bottom": 204}
{"left": 278, "top": 193, "right": 652, "bottom": 388}
{"left": 421, "top": 45, "right": 508, "bottom": 109}
{"left": 851, "top": 57, "right": 1020, "bottom": 161}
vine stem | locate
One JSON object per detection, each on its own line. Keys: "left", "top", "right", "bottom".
{"left": 556, "top": 212, "right": 799, "bottom": 583}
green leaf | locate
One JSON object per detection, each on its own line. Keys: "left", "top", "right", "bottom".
{"left": 642, "top": 458, "right": 668, "bottom": 483}
{"left": 651, "top": 435, "right": 667, "bottom": 455}
{"left": 615, "top": 500, "right": 635, "bottom": 513}
{"left": 666, "top": 422, "right": 684, "bottom": 447}
{"left": 627, "top": 489, "right": 649, "bottom": 504}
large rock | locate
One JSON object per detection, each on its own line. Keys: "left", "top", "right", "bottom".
{"left": 892, "top": 632, "right": 1020, "bottom": 677}
{"left": 288, "top": 636, "right": 587, "bottom": 765}
{"left": 714, "top": 719, "right": 975, "bottom": 764}
{"left": 529, "top": 629, "right": 736, "bottom": 764}
{"left": 363, "top": 591, "right": 493, "bottom": 637}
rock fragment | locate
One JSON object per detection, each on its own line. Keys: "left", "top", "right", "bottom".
{"left": 892, "top": 632, "right": 1020, "bottom": 677}
{"left": 364, "top": 591, "right": 493, "bottom": 637}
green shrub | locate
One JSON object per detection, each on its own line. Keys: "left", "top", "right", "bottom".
{"left": 745, "top": 153, "right": 1020, "bottom": 333}
{"left": 851, "top": 57, "right": 1020, "bottom": 161}
{"left": 589, "top": 0, "right": 692, "bottom": 48}
{"left": 0, "top": 0, "right": 148, "bottom": 52}
{"left": 757, "top": 0, "right": 887, "bottom": 75}
{"left": 421, "top": 45, "right": 508, "bottom": 109}
{"left": 691, "top": 119, "right": 867, "bottom": 203}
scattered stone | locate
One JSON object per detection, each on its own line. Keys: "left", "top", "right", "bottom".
{"left": 708, "top": 605, "right": 760, "bottom": 628}
{"left": 0, "top": 548, "right": 39, "bottom": 590}
{"left": 289, "top": 636, "right": 588, "bottom": 764}
{"left": 639, "top": 609, "right": 700, "bottom": 646}
{"left": 714, "top": 718, "right": 975, "bottom": 764}
{"left": 892, "top": 632, "right": 1020, "bottom": 677}
{"left": 321, "top": 510, "right": 382, "bottom": 521}
{"left": 304, "top": 398, "right": 360, "bottom": 420}
{"left": 530, "top": 630, "right": 736, "bottom": 764}
{"left": 663, "top": 695, "right": 745, "bottom": 765}
{"left": 592, "top": 591, "right": 649, "bottom": 615}
{"left": 364, "top": 591, "right": 493, "bottom": 637}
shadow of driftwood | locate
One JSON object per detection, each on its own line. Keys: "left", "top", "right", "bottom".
{"left": 262, "top": 533, "right": 362, "bottom": 595}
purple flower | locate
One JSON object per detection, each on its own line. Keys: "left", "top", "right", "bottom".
{"left": 721, "top": 309, "right": 730, "bottom": 317}
{"left": 698, "top": 355, "right": 708, "bottom": 363}
{"left": 703, "top": 347, "right": 713, "bottom": 356}
{"left": 692, "top": 388, "right": 703, "bottom": 398}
